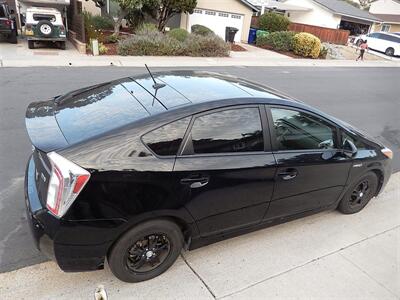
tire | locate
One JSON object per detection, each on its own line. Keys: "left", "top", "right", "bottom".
{"left": 37, "top": 20, "right": 53, "bottom": 37}
{"left": 356, "top": 39, "right": 362, "bottom": 46}
{"left": 338, "top": 172, "right": 378, "bottom": 214}
{"left": 59, "top": 41, "right": 66, "bottom": 50}
{"left": 108, "top": 219, "right": 184, "bottom": 283}
{"left": 385, "top": 47, "right": 394, "bottom": 57}
{"left": 8, "top": 29, "right": 17, "bottom": 44}
{"left": 28, "top": 40, "right": 34, "bottom": 49}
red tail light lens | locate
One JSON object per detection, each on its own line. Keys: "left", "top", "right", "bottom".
{"left": 46, "top": 152, "right": 90, "bottom": 218}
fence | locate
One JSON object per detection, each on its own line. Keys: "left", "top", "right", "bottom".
{"left": 289, "top": 23, "right": 349, "bottom": 45}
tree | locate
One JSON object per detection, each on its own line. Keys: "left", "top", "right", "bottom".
{"left": 91, "top": 0, "right": 157, "bottom": 35}
{"left": 155, "top": 0, "right": 197, "bottom": 32}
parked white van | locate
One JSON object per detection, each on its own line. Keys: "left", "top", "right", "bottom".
{"left": 355, "top": 32, "right": 400, "bottom": 57}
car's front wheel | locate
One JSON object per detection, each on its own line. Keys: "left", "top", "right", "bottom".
{"left": 385, "top": 47, "right": 395, "bottom": 57}
{"left": 108, "top": 219, "right": 184, "bottom": 282}
{"left": 338, "top": 172, "right": 379, "bottom": 214}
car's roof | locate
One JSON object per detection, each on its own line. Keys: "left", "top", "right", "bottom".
{"left": 124, "top": 70, "right": 298, "bottom": 112}
{"left": 27, "top": 7, "right": 61, "bottom": 14}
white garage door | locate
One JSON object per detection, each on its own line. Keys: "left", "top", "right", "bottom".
{"left": 188, "top": 9, "right": 244, "bottom": 43}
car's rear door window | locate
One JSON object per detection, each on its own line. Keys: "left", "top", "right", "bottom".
{"left": 33, "top": 14, "right": 56, "bottom": 22}
{"left": 185, "top": 107, "right": 264, "bottom": 155}
{"left": 142, "top": 117, "right": 191, "bottom": 156}
{"left": 270, "top": 108, "right": 336, "bottom": 151}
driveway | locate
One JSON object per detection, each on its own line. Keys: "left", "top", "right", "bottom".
{"left": 0, "top": 173, "right": 398, "bottom": 299}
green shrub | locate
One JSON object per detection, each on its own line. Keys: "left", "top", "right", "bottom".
{"left": 319, "top": 46, "right": 328, "bottom": 59}
{"left": 168, "top": 28, "right": 189, "bottom": 42}
{"left": 91, "top": 15, "right": 114, "bottom": 30}
{"left": 118, "top": 30, "right": 184, "bottom": 56}
{"left": 293, "top": 32, "right": 321, "bottom": 58}
{"left": 117, "top": 30, "right": 229, "bottom": 57}
{"left": 191, "top": 24, "right": 214, "bottom": 36}
{"left": 259, "top": 12, "right": 290, "bottom": 32}
{"left": 83, "top": 11, "right": 105, "bottom": 42}
{"left": 257, "top": 31, "right": 296, "bottom": 51}
{"left": 183, "top": 34, "right": 230, "bottom": 57}
{"left": 104, "top": 34, "right": 119, "bottom": 44}
{"left": 136, "top": 23, "right": 158, "bottom": 34}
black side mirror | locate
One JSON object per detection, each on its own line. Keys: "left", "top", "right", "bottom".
{"left": 343, "top": 139, "right": 358, "bottom": 158}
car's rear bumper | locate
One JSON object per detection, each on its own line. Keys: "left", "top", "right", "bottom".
{"left": 27, "top": 37, "right": 66, "bottom": 41}
{"left": 24, "top": 155, "right": 122, "bottom": 272}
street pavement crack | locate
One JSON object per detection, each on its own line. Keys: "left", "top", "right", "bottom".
{"left": 180, "top": 253, "right": 216, "bottom": 299}
{"left": 219, "top": 225, "right": 400, "bottom": 299}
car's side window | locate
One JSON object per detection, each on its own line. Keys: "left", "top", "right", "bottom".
{"left": 186, "top": 107, "right": 264, "bottom": 155}
{"left": 142, "top": 117, "right": 191, "bottom": 156}
{"left": 341, "top": 131, "right": 368, "bottom": 150}
{"left": 271, "top": 108, "right": 336, "bottom": 151}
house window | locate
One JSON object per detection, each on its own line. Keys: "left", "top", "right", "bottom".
{"left": 231, "top": 14, "right": 242, "bottom": 19}
{"left": 218, "top": 12, "right": 229, "bottom": 18}
{"left": 381, "top": 24, "right": 391, "bottom": 32}
{"left": 194, "top": 9, "right": 202, "bottom": 14}
{"left": 205, "top": 10, "right": 216, "bottom": 16}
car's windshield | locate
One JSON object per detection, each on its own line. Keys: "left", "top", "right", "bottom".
{"left": 0, "top": 5, "right": 6, "bottom": 17}
{"left": 33, "top": 14, "right": 56, "bottom": 22}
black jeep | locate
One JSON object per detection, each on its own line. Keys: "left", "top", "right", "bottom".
{"left": 0, "top": 1, "right": 17, "bottom": 43}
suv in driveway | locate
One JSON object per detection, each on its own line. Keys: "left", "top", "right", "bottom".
{"left": 355, "top": 32, "right": 400, "bottom": 57}
{"left": 24, "top": 7, "right": 66, "bottom": 49}
{"left": 0, "top": 1, "right": 17, "bottom": 44}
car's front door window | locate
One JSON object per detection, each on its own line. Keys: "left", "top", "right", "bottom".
{"left": 270, "top": 108, "right": 336, "bottom": 151}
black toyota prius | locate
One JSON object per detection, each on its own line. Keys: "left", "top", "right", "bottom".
{"left": 24, "top": 71, "right": 393, "bottom": 282}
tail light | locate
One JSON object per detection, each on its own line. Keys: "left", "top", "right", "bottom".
{"left": 46, "top": 152, "right": 90, "bottom": 218}
{"left": 381, "top": 148, "right": 393, "bottom": 159}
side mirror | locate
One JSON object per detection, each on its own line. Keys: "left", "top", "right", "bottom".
{"left": 343, "top": 139, "right": 358, "bottom": 158}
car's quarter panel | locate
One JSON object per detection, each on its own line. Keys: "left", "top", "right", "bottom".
{"left": 174, "top": 153, "right": 276, "bottom": 237}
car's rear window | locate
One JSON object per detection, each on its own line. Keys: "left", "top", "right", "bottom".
{"left": 55, "top": 83, "right": 150, "bottom": 144}
{"left": 33, "top": 14, "right": 56, "bottom": 22}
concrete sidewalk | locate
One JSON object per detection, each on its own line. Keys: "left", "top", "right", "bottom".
{"left": 1, "top": 38, "right": 400, "bottom": 67}
{"left": 1, "top": 174, "right": 399, "bottom": 300}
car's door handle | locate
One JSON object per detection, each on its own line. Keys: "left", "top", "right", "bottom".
{"left": 277, "top": 168, "right": 298, "bottom": 181}
{"left": 180, "top": 176, "right": 209, "bottom": 188}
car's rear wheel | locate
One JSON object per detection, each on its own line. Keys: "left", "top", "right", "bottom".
{"left": 356, "top": 39, "right": 363, "bottom": 46}
{"left": 28, "top": 40, "right": 34, "bottom": 49}
{"left": 108, "top": 219, "right": 184, "bottom": 282}
{"left": 385, "top": 47, "right": 395, "bottom": 57}
{"left": 338, "top": 172, "right": 378, "bottom": 214}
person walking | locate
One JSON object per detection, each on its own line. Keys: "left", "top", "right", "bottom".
{"left": 356, "top": 40, "right": 368, "bottom": 61}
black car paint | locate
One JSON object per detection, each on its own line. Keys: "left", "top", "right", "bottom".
{"left": 24, "top": 71, "right": 392, "bottom": 272}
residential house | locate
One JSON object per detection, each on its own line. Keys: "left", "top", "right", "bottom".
{"left": 369, "top": 0, "right": 400, "bottom": 33}
{"left": 248, "top": 0, "right": 381, "bottom": 35}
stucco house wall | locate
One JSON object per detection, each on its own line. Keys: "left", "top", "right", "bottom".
{"left": 180, "top": 0, "right": 254, "bottom": 42}
{"left": 369, "top": 0, "right": 400, "bottom": 15}
{"left": 284, "top": 0, "right": 341, "bottom": 29}
{"left": 81, "top": 0, "right": 101, "bottom": 15}
{"left": 372, "top": 22, "right": 400, "bottom": 33}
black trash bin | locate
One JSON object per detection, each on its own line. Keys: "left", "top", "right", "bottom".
{"left": 225, "top": 27, "right": 239, "bottom": 43}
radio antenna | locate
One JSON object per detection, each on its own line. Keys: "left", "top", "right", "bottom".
{"left": 145, "top": 64, "right": 166, "bottom": 90}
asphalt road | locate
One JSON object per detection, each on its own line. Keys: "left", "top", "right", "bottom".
{"left": 0, "top": 66, "right": 399, "bottom": 273}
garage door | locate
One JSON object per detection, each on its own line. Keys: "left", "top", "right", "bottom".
{"left": 188, "top": 9, "right": 244, "bottom": 43}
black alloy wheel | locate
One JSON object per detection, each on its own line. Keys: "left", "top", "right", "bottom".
{"left": 126, "top": 233, "right": 171, "bottom": 273}
{"left": 108, "top": 219, "right": 183, "bottom": 282}
{"left": 385, "top": 48, "right": 395, "bottom": 57}
{"left": 338, "top": 172, "right": 378, "bottom": 214}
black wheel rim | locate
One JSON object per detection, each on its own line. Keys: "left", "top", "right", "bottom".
{"left": 349, "top": 180, "right": 370, "bottom": 207}
{"left": 126, "top": 233, "right": 171, "bottom": 273}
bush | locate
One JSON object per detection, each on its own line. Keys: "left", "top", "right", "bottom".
{"left": 117, "top": 30, "right": 183, "bottom": 56}
{"left": 183, "top": 34, "right": 230, "bottom": 57}
{"left": 103, "top": 34, "right": 119, "bottom": 44}
{"left": 319, "top": 46, "right": 328, "bottom": 59}
{"left": 257, "top": 31, "right": 296, "bottom": 51}
{"left": 168, "top": 28, "right": 189, "bottom": 42}
{"left": 136, "top": 23, "right": 158, "bottom": 34}
{"left": 293, "top": 32, "right": 321, "bottom": 58}
{"left": 117, "top": 30, "right": 229, "bottom": 57}
{"left": 91, "top": 15, "right": 114, "bottom": 30}
{"left": 191, "top": 24, "right": 214, "bottom": 36}
{"left": 259, "top": 12, "right": 290, "bottom": 32}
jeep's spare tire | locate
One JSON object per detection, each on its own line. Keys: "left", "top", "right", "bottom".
{"left": 37, "top": 20, "right": 53, "bottom": 37}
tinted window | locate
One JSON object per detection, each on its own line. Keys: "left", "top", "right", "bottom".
{"left": 271, "top": 108, "right": 336, "bottom": 151}
{"left": 33, "top": 14, "right": 56, "bottom": 22}
{"left": 382, "top": 34, "right": 400, "bottom": 43}
{"left": 367, "top": 33, "right": 379, "bottom": 38}
{"left": 189, "top": 107, "right": 264, "bottom": 154}
{"left": 143, "top": 117, "right": 191, "bottom": 156}
{"left": 0, "top": 6, "right": 5, "bottom": 17}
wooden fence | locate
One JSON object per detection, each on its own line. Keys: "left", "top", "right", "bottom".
{"left": 67, "top": 0, "right": 86, "bottom": 43}
{"left": 289, "top": 23, "right": 350, "bottom": 45}
{"left": 251, "top": 17, "right": 350, "bottom": 45}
